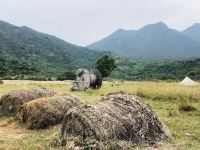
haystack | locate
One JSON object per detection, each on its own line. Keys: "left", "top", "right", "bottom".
{"left": 0, "top": 89, "right": 56, "bottom": 116}
{"left": 17, "top": 95, "right": 83, "bottom": 129}
{"left": 61, "top": 92, "right": 170, "bottom": 149}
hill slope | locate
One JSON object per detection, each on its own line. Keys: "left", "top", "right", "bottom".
{"left": 182, "top": 23, "right": 200, "bottom": 43}
{"left": 0, "top": 20, "right": 105, "bottom": 78}
{"left": 88, "top": 22, "right": 200, "bottom": 60}
{"left": 111, "top": 57, "right": 200, "bottom": 81}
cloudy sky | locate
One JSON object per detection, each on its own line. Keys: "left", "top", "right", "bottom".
{"left": 0, "top": 0, "right": 200, "bottom": 46}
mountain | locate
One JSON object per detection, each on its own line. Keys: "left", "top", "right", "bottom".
{"left": 182, "top": 23, "right": 200, "bottom": 42}
{"left": 0, "top": 20, "right": 106, "bottom": 78}
{"left": 1, "top": 20, "right": 200, "bottom": 81}
{"left": 88, "top": 22, "right": 200, "bottom": 60}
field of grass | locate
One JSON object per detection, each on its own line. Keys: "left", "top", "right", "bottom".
{"left": 0, "top": 80, "right": 200, "bottom": 150}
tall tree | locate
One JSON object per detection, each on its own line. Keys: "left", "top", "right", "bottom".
{"left": 96, "top": 55, "right": 116, "bottom": 78}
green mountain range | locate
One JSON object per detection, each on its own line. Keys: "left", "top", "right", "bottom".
{"left": 88, "top": 22, "right": 200, "bottom": 60}
{"left": 0, "top": 20, "right": 106, "bottom": 79}
{"left": 1, "top": 20, "right": 200, "bottom": 81}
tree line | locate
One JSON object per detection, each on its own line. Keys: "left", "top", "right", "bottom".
{"left": 1, "top": 55, "right": 200, "bottom": 81}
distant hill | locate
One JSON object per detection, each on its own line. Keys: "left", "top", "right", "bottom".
{"left": 0, "top": 20, "right": 106, "bottom": 78}
{"left": 182, "top": 23, "right": 200, "bottom": 43}
{"left": 111, "top": 57, "right": 200, "bottom": 81}
{"left": 88, "top": 22, "right": 200, "bottom": 60}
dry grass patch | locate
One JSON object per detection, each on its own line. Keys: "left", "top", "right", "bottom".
{"left": 0, "top": 81, "right": 200, "bottom": 150}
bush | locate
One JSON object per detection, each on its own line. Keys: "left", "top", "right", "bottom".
{"left": 179, "top": 104, "right": 197, "bottom": 112}
{"left": 57, "top": 71, "right": 76, "bottom": 81}
{"left": 0, "top": 80, "right": 3, "bottom": 84}
{"left": 25, "top": 76, "right": 49, "bottom": 81}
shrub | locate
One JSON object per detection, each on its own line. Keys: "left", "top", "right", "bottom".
{"left": 57, "top": 71, "right": 76, "bottom": 81}
{"left": 179, "top": 104, "right": 197, "bottom": 112}
{"left": 0, "top": 80, "right": 3, "bottom": 84}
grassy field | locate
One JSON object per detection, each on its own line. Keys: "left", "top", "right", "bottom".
{"left": 0, "top": 80, "right": 200, "bottom": 150}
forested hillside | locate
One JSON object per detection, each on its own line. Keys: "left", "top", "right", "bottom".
{"left": 0, "top": 20, "right": 106, "bottom": 79}
{"left": 1, "top": 20, "right": 200, "bottom": 81}
{"left": 111, "top": 58, "right": 200, "bottom": 81}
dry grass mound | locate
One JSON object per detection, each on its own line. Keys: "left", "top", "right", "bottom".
{"left": 60, "top": 91, "right": 170, "bottom": 149}
{"left": 17, "top": 95, "right": 83, "bottom": 129}
{"left": 0, "top": 89, "right": 56, "bottom": 116}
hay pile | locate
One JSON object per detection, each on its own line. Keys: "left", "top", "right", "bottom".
{"left": 61, "top": 92, "right": 170, "bottom": 149}
{"left": 0, "top": 89, "right": 56, "bottom": 116}
{"left": 17, "top": 95, "right": 83, "bottom": 129}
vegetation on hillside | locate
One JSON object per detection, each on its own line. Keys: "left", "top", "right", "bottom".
{"left": 0, "top": 56, "right": 38, "bottom": 79}
{"left": 0, "top": 20, "right": 107, "bottom": 80}
{"left": 111, "top": 58, "right": 200, "bottom": 81}
{"left": 1, "top": 20, "right": 200, "bottom": 81}
{"left": 0, "top": 22, "right": 116, "bottom": 80}
{"left": 1, "top": 54, "right": 200, "bottom": 81}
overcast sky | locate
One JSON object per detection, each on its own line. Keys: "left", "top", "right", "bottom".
{"left": 0, "top": 0, "right": 200, "bottom": 46}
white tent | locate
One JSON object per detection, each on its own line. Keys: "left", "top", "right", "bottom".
{"left": 180, "top": 77, "right": 196, "bottom": 86}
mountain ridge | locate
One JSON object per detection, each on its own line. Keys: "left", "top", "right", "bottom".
{"left": 88, "top": 22, "right": 200, "bottom": 60}
{"left": 182, "top": 23, "right": 200, "bottom": 42}
{"left": 0, "top": 20, "right": 107, "bottom": 78}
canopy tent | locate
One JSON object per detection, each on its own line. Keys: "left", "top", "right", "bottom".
{"left": 180, "top": 77, "right": 196, "bottom": 86}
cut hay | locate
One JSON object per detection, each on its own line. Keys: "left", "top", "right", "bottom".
{"left": 61, "top": 92, "right": 170, "bottom": 149}
{"left": 0, "top": 89, "right": 56, "bottom": 116}
{"left": 17, "top": 95, "right": 83, "bottom": 129}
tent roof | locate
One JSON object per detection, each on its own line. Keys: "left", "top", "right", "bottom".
{"left": 180, "top": 77, "right": 196, "bottom": 86}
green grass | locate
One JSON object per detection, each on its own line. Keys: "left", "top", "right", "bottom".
{"left": 0, "top": 81, "right": 200, "bottom": 150}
